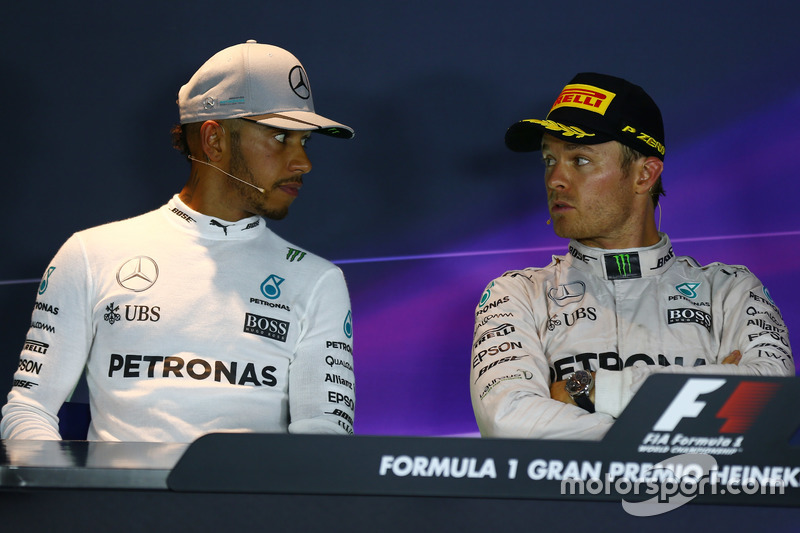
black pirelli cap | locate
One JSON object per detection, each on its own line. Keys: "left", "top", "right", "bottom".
{"left": 505, "top": 72, "right": 665, "bottom": 160}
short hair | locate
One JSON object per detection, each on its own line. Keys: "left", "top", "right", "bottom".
{"left": 619, "top": 143, "right": 665, "bottom": 207}
{"left": 171, "top": 124, "right": 190, "bottom": 157}
{"left": 170, "top": 120, "right": 239, "bottom": 159}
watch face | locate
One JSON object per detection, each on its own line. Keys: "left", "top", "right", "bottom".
{"left": 566, "top": 371, "right": 591, "bottom": 395}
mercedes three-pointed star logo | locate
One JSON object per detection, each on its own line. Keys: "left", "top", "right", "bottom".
{"left": 116, "top": 256, "right": 159, "bottom": 292}
{"left": 288, "top": 65, "right": 311, "bottom": 99}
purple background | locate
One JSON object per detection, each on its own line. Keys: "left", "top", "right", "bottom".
{"left": 1, "top": 1, "right": 798, "bottom": 437}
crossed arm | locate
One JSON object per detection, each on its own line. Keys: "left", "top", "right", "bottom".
{"left": 549, "top": 350, "right": 743, "bottom": 407}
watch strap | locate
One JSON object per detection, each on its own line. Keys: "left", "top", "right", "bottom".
{"left": 573, "top": 394, "right": 595, "bottom": 413}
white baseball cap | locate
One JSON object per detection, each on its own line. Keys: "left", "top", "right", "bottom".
{"left": 178, "top": 40, "right": 354, "bottom": 139}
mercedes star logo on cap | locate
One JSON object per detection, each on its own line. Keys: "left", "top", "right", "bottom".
{"left": 288, "top": 66, "right": 310, "bottom": 99}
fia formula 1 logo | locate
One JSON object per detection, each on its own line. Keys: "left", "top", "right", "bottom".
{"left": 640, "top": 378, "right": 782, "bottom": 455}
{"left": 654, "top": 378, "right": 780, "bottom": 433}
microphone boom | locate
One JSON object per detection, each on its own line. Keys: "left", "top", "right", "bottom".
{"left": 187, "top": 155, "right": 266, "bottom": 193}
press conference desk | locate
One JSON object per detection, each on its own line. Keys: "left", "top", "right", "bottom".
{"left": 2, "top": 374, "right": 799, "bottom": 532}
{"left": 0, "top": 436, "right": 798, "bottom": 533}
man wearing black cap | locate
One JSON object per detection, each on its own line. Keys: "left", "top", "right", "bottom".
{"left": 1, "top": 41, "right": 356, "bottom": 442}
{"left": 470, "top": 73, "right": 793, "bottom": 440}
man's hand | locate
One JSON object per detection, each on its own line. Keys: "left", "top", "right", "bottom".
{"left": 722, "top": 350, "right": 742, "bottom": 365}
{"left": 550, "top": 372, "right": 596, "bottom": 406}
{"left": 550, "top": 379, "right": 573, "bottom": 404}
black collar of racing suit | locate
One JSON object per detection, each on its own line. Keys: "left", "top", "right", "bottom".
{"left": 564, "top": 233, "right": 676, "bottom": 281}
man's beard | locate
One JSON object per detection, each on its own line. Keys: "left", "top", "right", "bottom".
{"left": 229, "top": 135, "right": 290, "bottom": 221}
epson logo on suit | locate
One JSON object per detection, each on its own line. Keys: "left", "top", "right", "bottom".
{"left": 243, "top": 313, "right": 289, "bottom": 342}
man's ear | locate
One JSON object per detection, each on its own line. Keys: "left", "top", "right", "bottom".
{"left": 634, "top": 156, "right": 664, "bottom": 195}
{"left": 200, "top": 121, "right": 227, "bottom": 162}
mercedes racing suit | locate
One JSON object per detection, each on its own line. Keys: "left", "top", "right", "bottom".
{"left": 470, "top": 233, "right": 794, "bottom": 440}
{"left": 1, "top": 195, "right": 355, "bottom": 442}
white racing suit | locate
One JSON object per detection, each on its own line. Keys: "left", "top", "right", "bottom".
{"left": 1, "top": 195, "right": 355, "bottom": 442}
{"left": 471, "top": 233, "right": 794, "bottom": 440}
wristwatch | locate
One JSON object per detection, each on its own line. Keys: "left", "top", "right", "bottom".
{"left": 565, "top": 370, "right": 595, "bottom": 413}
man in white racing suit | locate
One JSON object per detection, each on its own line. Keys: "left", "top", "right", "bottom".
{"left": 470, "top": 73, "right": 794, "bottom": 440}
{"left": 1, "top": 41, "right": 356, "bottom": 442}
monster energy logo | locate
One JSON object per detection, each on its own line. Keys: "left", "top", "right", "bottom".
{"left": 286, "top": 248, "right": 306, "bottom": 262}
{"left": 604, "top": 252, "right": 641, "bottom": 280}
{"left": 614, "top": 254, "right": 632, "bottom": 275}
